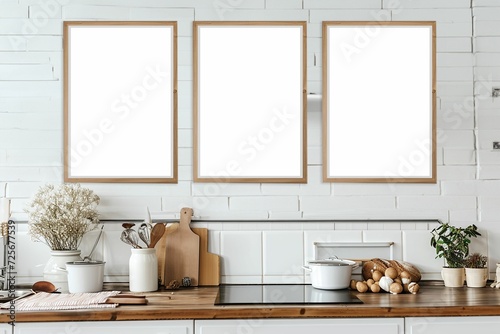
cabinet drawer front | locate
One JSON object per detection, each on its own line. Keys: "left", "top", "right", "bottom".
{"left": 196, "top": 318, "right": 404, "bottom": 334}
{"left": 406, "top": 316, "right": 500, "bottom": 334}
{"left": 2, "top": 320, "right": 193, "bottom": 334}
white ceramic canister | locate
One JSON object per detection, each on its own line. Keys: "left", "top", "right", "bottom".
{"left": 129, "top": 248, "right": 158, "bottom": 292}
{"left": 496, "top": 263, "right": 500, "bottom": 282}
{"left": 43, "top": 250, "right": 82, "bottom": 293}
{"left": 65, "top": 260, "right": 105, "bottom": 293}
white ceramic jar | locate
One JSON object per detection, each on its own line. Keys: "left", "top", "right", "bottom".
{"left": 43, "top": 250, "right": 82, "bottom": 293}
{"left": 66, "top": 261, "right": 105, "bottom": 293}
{"left": 496, "top": 263, "right": 500, "bottom": 282}
{"left": 129, "top": 248, "right": 158, "bottom": 292}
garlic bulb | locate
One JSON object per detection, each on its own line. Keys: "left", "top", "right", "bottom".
{"left": 378, "top": 276, "right": 394, "bottom": 292}
{"left": 408, "top": 282, "right": 420, "bottom": 294}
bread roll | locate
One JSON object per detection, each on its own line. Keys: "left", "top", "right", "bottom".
{"left": 362, "top": 258, "right": 421, "bottom": 282}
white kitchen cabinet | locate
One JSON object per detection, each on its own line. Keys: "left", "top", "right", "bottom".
{"left": 196, "top": 318, "right": 404, "bottom": 334}
{"left": 406, "top": 316, "right": 500, "bottom": 334}
{"left": 0, "top": 320, "right": 193, "bottom": 334}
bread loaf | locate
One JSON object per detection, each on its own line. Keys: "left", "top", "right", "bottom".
{"left": 362, "top": 258, "right": 421, "bottom": 282}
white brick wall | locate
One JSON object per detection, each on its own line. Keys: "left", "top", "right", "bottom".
{"left": 1, "top": 0, "right": 500, "bottom": 283}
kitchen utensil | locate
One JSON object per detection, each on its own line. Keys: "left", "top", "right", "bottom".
{"left": 303, "top": 258, "right": 359, "bottom": 290}
{"left": 83, "top": 225, "right": 104, "bottom": 262}
{"left": 122, "top": 222, "right": 135, "bottom": 229}
{"left": 32, "top": 281, "right": 58, "bottom": 293}
{"left": 10, "top": 281, "right": 59, "bottom": 303}
{"left": 156, "top": 222, "right": 178, "bottom": 285}
{"left": 121, "top": 229, "right": 142, "bottom": 249}
{"left": 192, "top": 228, "right": 220, "bottom": 286}
{"left": 65, "top": 260, "right": 105, "bottom": 293}
{"left": 163, "top": 207, "right": 200, "bottom": 286}
{"left": 149, "top": 223, "right": 165, "bottom": 248}
{"left": 138, "top": 223, "right": 151, "bottom": 247}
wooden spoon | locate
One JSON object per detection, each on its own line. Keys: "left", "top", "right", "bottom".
{"left": 149, "top": 223, "right": 166, "bottom": 248}
{"left": 32, "top": 281, "right": 58, "bottom": 293}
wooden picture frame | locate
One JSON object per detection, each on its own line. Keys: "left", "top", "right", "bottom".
{"left": 193, "top": 21, "right": 307, "bottom": 183}
{"left": 64, "top": 21, "right": 178, "bottom": 183}
{"left": 323, "top": 21, "right": 436, "bottom": 183}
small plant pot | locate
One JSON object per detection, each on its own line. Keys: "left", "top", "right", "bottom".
{"left": 465, "top": 267, "right": 488, "bottom": 288}
{"left": 441, "top": 267, "right": 465, "bottom": 287}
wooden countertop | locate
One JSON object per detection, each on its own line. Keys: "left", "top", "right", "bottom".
{"left": 3, "top": 284, "right": 500, "bottom": 323}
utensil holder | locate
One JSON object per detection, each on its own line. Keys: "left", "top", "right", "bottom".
{"left": 129, "top": 248, "right": 158, "bottom": 292}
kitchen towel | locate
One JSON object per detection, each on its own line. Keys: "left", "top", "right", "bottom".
{"left": 0, "top": 291, "right": 121, "bottom": 311}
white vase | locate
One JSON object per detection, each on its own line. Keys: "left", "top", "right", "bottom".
{"left": 465, "top": 267, "right": 488, "bottom": 288}
{"left": 441, "top": 267, "right": 465, "bottom": 287}
{"left": 43, "top": 250, "right": 82, "bottom": 293}
{"left": 129, "top": 248, "right": 158, "bottom": 292}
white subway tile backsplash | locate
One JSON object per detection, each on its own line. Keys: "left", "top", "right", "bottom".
{"left": 263, "top": 231, "right": 303, "bottom": 276}
{"left": 0, "top": 5, "right": 28, "bottom": 18}
{"left": 220, "top": 231, "right": 262, "bottom": 279}
{"left": 402, "top": 230, "right": 443, "bottom": 277}
{"left": 476, "top": 53, "right": 500, "bottom": 66}
{"left": 62, "top": 5, "right": 130, "bottom": 19}
{"left": 393, "top": 8, "right": 472, "bottom": 21}
{"left": 476, "top": 37, "right": 500, "bottom": 52}
{"left": 230, "top": 196, "right": 299, "bottom": 212}
{"left": 301, "top": 196, "right": 396, "bottom": 211}
{"left": 309, "top": 9, "right": 390, "bottom": 22}
{"left": 266, "top": 0, "right": 302, "bottom": 9}
{"left": 438, "top": 67, "right": 474, "bottom": 81}
{"left": 195, "top": 8, "right": 308, "bottom": 21}
{"left": 0, "top": 0, "right": 498, "bottom": 286}
{"left": 437, "top": 37, "right": 472, "bottom": 52}
{"left": 437, "top": 82, "right": 473, "bottom": 96}
{"left": 385, "top": 0, "right": 471, "bottom": 8}
{"left": 306, "top": 0, "right": 381, "bottom": 9}
{"left": 443, "top": 149, "right": 476, "bottom": 165}
{"left": 398, "top": 195, "right": 477, "bottom": 210}
{"left": 479, "top": 165, "right": 500, "bottom": 179}
{"left": 449, "top": 209, "right": 478, "bottom": 223}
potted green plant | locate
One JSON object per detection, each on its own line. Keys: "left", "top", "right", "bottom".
{"left": 464, "top": 253, "right": 488, "bottom": 288}
{"left": 430, "top": 222, "right": 481, "bottom": 287}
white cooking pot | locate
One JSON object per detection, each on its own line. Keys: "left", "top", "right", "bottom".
{"left": 65, "top": 261, "right": 105, "bottom": 293}
{"left": 302, "top": 258, "right": 359, "bottom": 290}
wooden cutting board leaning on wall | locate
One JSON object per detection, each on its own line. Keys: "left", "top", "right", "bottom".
{"left": 156, "top": 223, "right": 220, "bottom": 286}
{"left": 164, "top": 208, "right": 200, "bottom": 286}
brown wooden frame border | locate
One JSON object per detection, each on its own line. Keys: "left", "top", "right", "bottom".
{"left": 63, "top": 21, "right": 178, "bottom": 183}
{"left": 322, "top": 21, "right": 436, "bottom": 183}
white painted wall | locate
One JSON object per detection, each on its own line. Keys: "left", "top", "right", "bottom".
{"left": 1, "top": 0, "right": 499, "bottom": 284}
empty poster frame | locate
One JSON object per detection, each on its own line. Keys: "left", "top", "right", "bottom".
{"left": 323, "top": 21, "right": 436, "bottom": 183}
{"left": 64, "top": 21, "right": 178, "bottom": 183}
{"left": 194, "top": 21, "right": 307, "bottom": 183}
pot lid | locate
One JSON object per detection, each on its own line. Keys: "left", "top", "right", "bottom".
{"left": 308, "top": 259, "right": 354, "bottom": 266}
{"left": 66, "top": 260, "right": 105, "bottom": 265}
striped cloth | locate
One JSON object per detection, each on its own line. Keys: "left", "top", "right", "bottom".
{"left": 1, "top": 291, "right": 121, "bottom": 311}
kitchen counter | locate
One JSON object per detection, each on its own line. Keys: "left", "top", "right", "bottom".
{"left": 2, "top": 284, "right": 500, "bottom": 323}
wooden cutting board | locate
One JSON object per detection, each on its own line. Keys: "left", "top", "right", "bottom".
{"left": 155, "top": 222, "right": 179, "bottom": 286}
{"left": 163, "top": 208, "right": 200, "bottom": 286}
{"left": 192, "top": 227, "right": 220, "bottom": 286}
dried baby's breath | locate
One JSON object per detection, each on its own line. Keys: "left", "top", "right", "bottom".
{"left": 26, "top": 184, "right": 100, "bottom": 250}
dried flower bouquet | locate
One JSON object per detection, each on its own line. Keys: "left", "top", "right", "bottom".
{"left": 26, "top": 184, "right": 100, "bottom": 250}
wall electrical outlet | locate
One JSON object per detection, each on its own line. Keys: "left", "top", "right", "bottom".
{"left": 493, "top": 88, "right": 500, "bottom": 98}
{"left": 493, "top": 142, "right": 500, "bottom": 150}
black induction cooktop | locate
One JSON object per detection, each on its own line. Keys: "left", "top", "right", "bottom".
{"left": 215, "top": 284, "right": 363, "bottom": 305}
